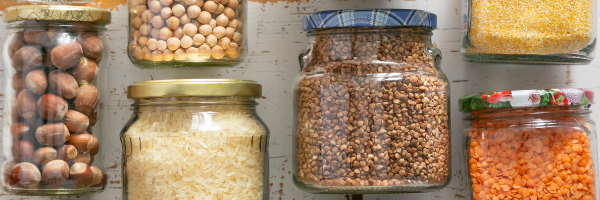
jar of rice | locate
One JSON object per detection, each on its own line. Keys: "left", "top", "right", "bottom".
{"left": 121, "top": 79, "right": 268, "bottom": 200}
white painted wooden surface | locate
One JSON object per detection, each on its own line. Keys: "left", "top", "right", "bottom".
{"left": 0, "top": 0, "right": 599, "bottom": 199}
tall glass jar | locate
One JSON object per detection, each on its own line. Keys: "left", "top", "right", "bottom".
{"left": 293, "top": 9, "right": 451, "bottom": 194}
{"left": 461, "top": 0, "right": 597, "bottom": 64}
{"left": 1, "top": 5, "right": 109, "bottom": 196}
{"left": 121, "top": 79, "right": 269, "bottom": 200}
{"left": 460, "top": 89, "right": 599, "bottom": 200}
{"left": 127, "top": 0, "right": 247, "bottom": 68}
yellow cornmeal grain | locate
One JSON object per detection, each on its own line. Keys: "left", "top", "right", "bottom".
{"left": 467, "top": 0, "right": 594, "bottom": 55}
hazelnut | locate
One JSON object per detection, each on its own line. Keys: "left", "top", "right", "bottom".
{"left": 12, "top": 73, "right": 24, "bottom": 92}
{"left": 12, "top": 46, "right": 43, "bottom": 73}
{"left": 74, "top": 84, "right": 99, "bottom": 115}
{"left": 69, "top": 133, "right": 98, "bottom": 153}
{"left": 35, "top": 123, "right": 70, "bottom": 147}
{"left": 17, "top": 89, "right": 38, "bottom": 120}
{"left": 65, "top": 110, "right": 89, "bottom": 133}
{"left": 25, "top": 69, "right": 48, "bottom": 95}
{"left": 10, "top": 122, "right": 30, "bottom": 139}
{"left": 48, "top": 71, "right": 79, "bottom": 99}
{"left": 37, "top": 94, "right": 68, "bottom": 121}
{"left": 57, "top": 145, "right": 78, "bottom": 162}
{"left": 8, "top": 32, "right": 24, "bottom": 58}
{"left": 42, "top": 160, "right": 69, "bottom": 188}
{"left": 72, "top": 153, "right": 92, "bottom": 165}
{"left": 79, "top": 33, "right": 104, "bottom": 59}
{"left": 33, "top": 147, "right": 57, "bottom": 166}
{"left": 11, "top": 140, "right": 35, "bottom": 163}
{"left": 70, "top": 163, "right": 93, "bottom": 188}
{"left": 23, "top": 30, "right": 50, "bottom": 46}
{"left": 3, "top": 161, "right": 16, "bottom": 186}
{"left": 85, "top": 110, "right": 97, "bottom": 127}
{"left": 90, "top": 166, "right": 103, "bottom": 187}
{"left": 69, "top": 57, "right": 98, "bottom": 85}
{"left": 11, "top": 103, "right": 22, "bottom": 123}
{"left": 9, "top": 162, "right": 41, "bottom": 188}
{"left": 51, "top": 41, "right": 83, "bottom": 69}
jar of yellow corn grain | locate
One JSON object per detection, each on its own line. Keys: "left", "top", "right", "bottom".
{"left": 461, "top": 0, "right": 596, "bottom": 64}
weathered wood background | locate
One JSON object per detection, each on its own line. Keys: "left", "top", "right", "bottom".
{"left": 0, "top": 0, "right": 599, "bottom": 199}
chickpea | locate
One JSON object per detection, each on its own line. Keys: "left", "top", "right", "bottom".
{"left": 185, "top": 5, "right": 200, "bottom": 18}
{"left": 227, "top": 0, "right": 238, "bottom": 9}
{"left": 226, "top": 43, "right": 239, "bottom": 58}
{"left": 214, "top": 14, "right": 228, "bottom": 27}
{"left": 161, "top": 7, "right": 173, "bottom": 18}
{"left": 150, "top": 28, "right": 161, "bottom": 39}
{"left": 132, "top": 17, "right": 143, "bottom": 29}
{"left": 214, "top": 4, "right": 225, "bottom": 15}
{"left": 160, "top": 0, "right": 173, "bottom": 5}
{"left": 156, "top": 40, "right": 168, "bottom": 51}
{"left": 140, "top": 24, "right": 152, "bottom": 36}
{"left": 191, "top": 19, "right": 201, "bottom": 28}
{"left": 174, "top": 48, "right": 187, "bottom": 61}
{"left": 167, "top": 37, "right": 181, "bottom": 50}
{"left": 209, "top": 19, "right": 217, "bottom": 29}
{"left": 213, "top": 0, "right": 221, "bottom": 3}
{"left": 186, "top": 47, "right": 199, "bottom": 58}
{"left": 180, "top": 14, "right": 191, "bottom": 25}
{"left": 199, "top": 25, "right": 213, "bottom": 36}
{"left": 163, "top": 49, "right": 174, "bottom": 61}
{"left": 236, "top": 20, "right": 243, "bottom": 31}
{"left": 135, "top": 4, "right": 147, "bottom": 14}
{"left": 223, "top": 7, "right": 235, "bottom": 19}
{"left": 219, "top": 37, "right": 230, "bottom": 50}
{"left": 232, "top": 32, "right": 242, "bottom": 43}
{"left": 166, "top": 16, "right": 180, "bottom": 29}
{"left": 143, "top": 47, "right": 152, "bottom": 60}
{"left": 158, "top": 28, "right": 173, "bottom": 40}
{"left": 141, "top": 10, "right": 154, "bottom": 22}
{"left": 172, "top": 4, "right": 186, "bottom": 17}
{"left": 133, "top": 46, "right": 144, "bottom": 59}
{"left": 199, "top": 44, "right": 212, "bottom": 58}
{"left": 149, "top": 0, "right": 162, "bottom": 13}
{"left": 193, "top": 34, "right": 206, "bottom": 46}
{"left": 148, "top": 38, "right": 158, "bottom": 50}
{"left": 199, "top": 11, "right": 212, "bottom": 24}
{"left": 183, "top": 23, "right": 198, "bottom": 36}
{"left": 173, "top": 27, "right": 184, "bottom": 39}
{"left": 212, "top": 26, "right": 226, "bottom": 39}
{"left": 225, "top": 27, "right": 235, "bottom": 38}
{"left": 227, "top": 19, "right": 238, "bottom": 28}
{"left": 221, "top": 0, "right": 229, "bottom": 5}
{"left": 196, "top": 0, "right": 205, "bottom": 7}
{"left": 151, "top": 50, "right": 163, "bottom": 61}
{"left": 203, "top": 1, "right": 217, "bottom": 13}
{"left": 151, "top": 15, "right": 164, "bottom": 28}
{"left": 129, "top": 41, "right": 139, "bottom": 51}
{"left": 211, "top": 45, "right": 225, "bottom": 59}
{"left": 206, "top": 34, "right": 218, "bottom": 47}
{"left": 132, "top": 30, "right": 143, "bottom": 41}
{"left": 138, "top": 36, "right": 150, "bottom": 46}
{"left": 183, "top": 0, "right": 196, "bottom": 5}
{"left": 181, "top": 35, "right": 193, "bottom": 48}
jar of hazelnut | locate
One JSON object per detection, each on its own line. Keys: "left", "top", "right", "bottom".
{"left": 1, "top": 5, "right": 109, "bottom": 195}
{"left": 460, "top": 89, "right": 599, "bottom": 200}
{"left": 127, "top": 0, "right": 247, "bottom": 68}
{"left": 293, "top": 9, "right": 451, "bottom": 193}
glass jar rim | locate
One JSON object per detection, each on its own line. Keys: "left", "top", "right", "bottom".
{"left": 127, "top": 79, "right": 262, "bottom": 99}
{"left": 4, "top": 5, "right": 111, "bottom": 23}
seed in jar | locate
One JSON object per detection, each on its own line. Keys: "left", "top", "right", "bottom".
{"left": 219, "top": 37, "right": 230, "bottom": 49}
{"left": 227, "top": 0, "right": 238, "bottom": 9}
{"left": 193, "top": 34, "right": 205, "bottom": 46}
{"left": 86, "top": 111, "right": 98, "bottom": 127}
{"left": 139, "top": 24, "right": 152, "bottom": 36}
{"left": 129, "top": 41, "right": 139, "bottom": 51}
{"left": 57, "top": 144, "right": 78, "bottom": 162}
{"left": 73, "top": 153, "right": 92, "bottom": 165}
{"left": 214, "top": 14, "right": 229, "bottom": 27}
{"left": 42, "top": 160, "right": 69, "bottom": 188}
{"left": 227, "top": 19, "right": 238, "bottom": 28}
{"left": 187, "top": 5, "right": 201, "bottom": 18}
{"left": 141, "top": 10, "right": 154, "bottom": 22}
{"left": 71, "top": 131, "right": 98, "bottom": 154}
{"left": 160, "top": 0, "right": 173, "bottom": 5}
{"left": 163, "top": 50, "right": 174, "bottom": 61}
{"left": 8, "top": 33, "right": 24, "bottom": 58}
{"left": 12, "top": 73, "right": 24, "bottom": 92}
{"left": 191, "top": 19, "right": 201, "bottom": 28}
{"left": 132, "top": 30, "right": 142, "bottom": 41}
{"left": 90, "top": 166, "right": 103, "bottom": 187}
{"left": 203, "top": 0, "right": 217, "bottom": 12}
{"left": 151, "top": 50, "right": 164, "bottom": 61}
{"left": 232, "top": 32, "right": 242, "bottom": 43}
{"left": 37, "top": 94, "right": 69, "bottom": 121}
{"left": 143, "top": 47, "right": 152, "bottom": 60}
{"left": 183, "top": 24, "right": 198, "bottom": 36}
{"left": 172, "top": 4, "right": 186, "bottom": 17}
{"left": 214, "top": 3, "right": 225, "bottom": 14}
{"left": 132, "top": 17, "right": 143, "bottom": 29}
{"left": 173, "top": 27, "right": 184, "bottom": 39}
{"left": 23, "top": 30, "right": 50, "bottom": 46}
{"left": 223, "top": 7, "right": 235, "bottom": 19}
{"left": 209, "top": 19, "right": 217, "bottom": 29}
{"left": 69, "top": 57, "right": 98, "bottom": 84}
{"left": 25, "top": 69, "right": 47, "bottom": 95}
{"left": 173, "top": 48, "right": 186, "bottom": 60}
{"left": 226, "top": 42, "right": 238, "bottom": 58}
{"left": 206, "top": 34, "right": 218, "bottom": 47}
{"left": 133, "top": 47, "right": 144, "bottom": 60}
{"left": 186, "top": 47, "right": 200, "bottom": 59}
{"left": 12, "top": 46, "right": 43, "bottom": 73}
{"left": 64, "top": 110, "right": 89, "bottom": 133}
{"left": 166, "top": 16, "right": 180, "bottom": 29}
{"left": 35, "top": 123, "right": 70, "bottom": 147}
{"left": 183, "top": 0, "right": 196, "bottom": 5}
{"left": 9, "top": 162, "right": 40, "bottom": 188}
{"left": 150, "top": 28, "right": 161, "bottom": 39}
{"left": 221, "top": 0, "right": 229, "bottom": 4}
{"left": 150, "top": 15, "right": 164, "bottom": 28}
{"left": 213, "top": 26, "right": 226, "bottom": 39}
{"left": 161, "top": 7, "right": 173, "bottom": 19}
{"left": 33, "top": 147, "right": 57, "bottom": 166}
{"left": 74, "top": 84, "right": 99, "bottom": 115}
{"left": 17, "top": 90, "right": 38, "bottom": 120}
{"left": 80, "top": 33, "right": 104, "bottom": 60}
{"left": 167, "top": 37, "right": 181, "bottom": 50}
{"left": 12, "top": 141, "right": 34, "bottom": 163}
{"left": 198, "top": 11, "right": 212, "bottom": 24}
{"left": 196, "top": 0, "right": 205, "bottom": 6}
{"left": 199, "top": 44, "right": 211, "bottom": 58}
{"left": 159, "top": 27, "right": 173, "bottom": 40}
{"left": 48, "top": 71, "right": 79, "bottom": 99}
{"left": 211, "top": 45, "right": 225, "bottom": 59}
{"left": 157, "top": 40, "right": 168, "bottom": 51}
{"left": 10, "top": 123, "right": 30, "bottom": 138}
{"left": 180, "top": 14, "right": 191, "bottom": 25}
{"left": 135, "top": 4, "right": 147, "bottom": 13}
{"left": 147, "top": 38, "right": 158, "bottom": 50}
{"left": 225, "top": 27, "right": 235, "bottom": 38}
{"left": 138, "top": 36, "right": 149, "bottom": 46}
{"left": 149, "top": 0, "right": 162, "bottom": 13}
{"left": 181, "top": 35, "right": 193, "bottom": 48}
{"left": 70, "top": 163, "right": 94, "bottom": 188}
{"left": 199, "top": 24, "right": 212, "bottom": 36}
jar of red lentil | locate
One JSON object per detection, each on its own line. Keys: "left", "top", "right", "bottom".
{"left": 460, "top": 89, "right": 599, "bottom": 200}
{"left": 461, "top": 0, "right": 596, "bottom": 64}
{"left": 293, "top": 9, "right": 451, "bottom": 193}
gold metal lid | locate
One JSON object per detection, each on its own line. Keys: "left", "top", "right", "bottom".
{"left": 4, "top": 5, "right": 111, "bottom": 23}
{"left": 127, "top": 79, "right": 262, "bottom": 99}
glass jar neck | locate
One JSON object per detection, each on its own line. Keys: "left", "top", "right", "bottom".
{"left": 133, "top": 96, "right": 257, "bottom": 112}
{"left": 467, "top": 106, "right": 591, "bottom": 128}
{"left": 308, "top": 26, "right": 433, "bottom": 38}
{"left": 8, "top": 20, "right": 108, "bottom": 32}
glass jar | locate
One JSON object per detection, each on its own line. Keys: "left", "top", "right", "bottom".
{"left": 293, "top": 9, "right": 451, "bottom": 194}
{"left": 127, "top": 0, "right": 247, "bottom": 68}
{"left": 121, "top": 79, "right": 269, "bottom": 200}
{"left": 1, "top": 5, "right": 110, "bottom": 196}
{"left": 460, "top": 89, "right": 599, "bottom": 200}
{"left": 461, "top": 0, "right": 597, "bottom": 64}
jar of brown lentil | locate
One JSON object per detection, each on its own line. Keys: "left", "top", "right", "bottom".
{"left": 460, "top": 89, "right": 599, "bottom": 200}
{"left": 293, "top": 9, "right": 451, "bottom": 193}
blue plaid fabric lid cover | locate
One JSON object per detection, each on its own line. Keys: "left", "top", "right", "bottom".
{"left": 302, "top": 9, "right": 437, "bottom": 30}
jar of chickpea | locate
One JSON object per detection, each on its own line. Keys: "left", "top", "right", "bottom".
{"left": 460, "top": 89, "right": 599, "bottom": 200}
{"left": 127, "top": 0, "right": 246, "bottom": 68}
